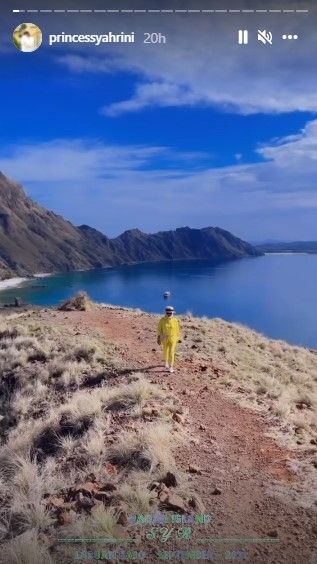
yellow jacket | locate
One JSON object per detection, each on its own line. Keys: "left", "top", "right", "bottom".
{"left": 157, "top": 316, "right": 180, "bottom": 343}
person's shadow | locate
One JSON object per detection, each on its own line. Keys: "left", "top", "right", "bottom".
{"left": 118, "top": 365, "right": 164, "bottom": 374}
{"left": 81, "top": 365, "right": 164, "bottom": 388}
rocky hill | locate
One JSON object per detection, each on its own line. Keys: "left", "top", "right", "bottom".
{"left": 0, "top": 171, "right": 262, "bottom": 277}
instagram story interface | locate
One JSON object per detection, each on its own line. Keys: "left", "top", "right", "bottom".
{"left": 0, "top": 2, "right": 316, "bottom": 563}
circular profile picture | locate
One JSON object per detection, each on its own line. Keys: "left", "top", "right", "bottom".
{"left": 13, "top": 23, "right": 42, "bottom": 52}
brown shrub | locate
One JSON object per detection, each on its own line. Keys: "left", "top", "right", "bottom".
{"left": 57, "top": 291, "right": 94, "bottom": 312}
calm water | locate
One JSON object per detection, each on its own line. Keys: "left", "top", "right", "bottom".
{"left": 1, "top": 254, "right": 317, "bottom": 349}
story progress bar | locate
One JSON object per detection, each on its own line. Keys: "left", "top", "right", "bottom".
{"left": 12, "top": 8, "right": 309, "bottom": 14}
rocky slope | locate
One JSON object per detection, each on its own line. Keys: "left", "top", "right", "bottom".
{"left": 0, "top": 171, "right": 262, "bottom": 277}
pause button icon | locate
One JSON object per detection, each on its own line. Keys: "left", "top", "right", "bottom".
{"left": 238, "top": 30, "right": 249, "bottom": 44}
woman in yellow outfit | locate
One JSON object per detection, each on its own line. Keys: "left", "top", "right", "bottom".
{"left": 157, "top": 306, "right": 180, "bottom": 373}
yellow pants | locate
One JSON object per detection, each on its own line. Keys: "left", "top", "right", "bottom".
{"left": 162, "top": 339, "right": 177, "bottom": 366}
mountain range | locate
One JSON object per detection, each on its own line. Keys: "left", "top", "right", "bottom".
{"left": 0, "top": 171, "right": 262, "bottom": 278}
{"left": 257, "top": 241, "right": 317, "bottom": 254}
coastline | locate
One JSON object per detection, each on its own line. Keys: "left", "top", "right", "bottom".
{"left": 264, "top": 251, "right": 312, "bottom": 255}
{"left": 0, "top": 272, "right": 54, "bottom": 292}
{"left": 33, "top": 272, "right": 53, "bottom": 278}
{"left": 0, "top": 277, "right": 28, "bottom": 291}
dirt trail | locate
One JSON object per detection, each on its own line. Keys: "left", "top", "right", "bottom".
{"left": 42, "top": 308, "right": 317, "bottom": 563}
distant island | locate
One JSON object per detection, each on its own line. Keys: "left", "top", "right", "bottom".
{"left": 0, "top": 171, "right": 262, "bottom": 279}
{"left": 257, "top": 242, "right": 317, "bottom": 254}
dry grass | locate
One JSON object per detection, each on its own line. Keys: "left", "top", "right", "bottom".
{"left": 103, "top": 376, "right": 164, "bottom": 410}
{"left": 178, "top": 314, "right": 317, "bottom": 445}
{"left": 82, "top": 416, "right": 111, "bottom": 457}
{"left": 3, "top": 529, "right": 54, "bottom": 564}
{"left": 107, "top": 422, "right": 176, "bottom": 474}
{"left": 0, "top": 311, "right": 183, "bottom": 562}
{"left": 57, "top": 290, "right": 94, "bottom": 312}
{"left": 141, "top": 423, "right": 176, "bottom": 472}
{"left": 61, "top": 504, "right": 118, "bottom": 540}
{"left": 117, "top": 482, "right": 156, "bottom": 513}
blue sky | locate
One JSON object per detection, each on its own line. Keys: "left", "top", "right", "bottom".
{"left": 0, "top": 56, "right": 312, "bottom": 167}
{"left": 0, "top": 4, "right": 317, "bottom": 240}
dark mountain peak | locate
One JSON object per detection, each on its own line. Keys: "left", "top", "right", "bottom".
{"left": 175, "top": 226, "right": 192, "bottom": 231}
{"left": 79, "top": 224, "right": 107, "bottom": 236}
{"left": 78, "top": 224, "right": 110, "bottom": 246}
{"left": 122, "top": 228, "right": 144, "bottom": 236}
{"left": 116, "top": 228, "right": 145, "bottom": 241}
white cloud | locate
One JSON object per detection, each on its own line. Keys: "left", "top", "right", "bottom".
{"left": 55, "top": 5, "right": 317, "bottom": 116}
{"left": 1, "top": 119, "right": 317, "bottom": 239}
{"left": 104, "top": 82, "right": 205, "bottom": 117}
{"left": 258, "top": 120, "right": 317, "bottom": 166}
{"left": 55, "top": 53, "right": 137, "bottom": 75}
{"left": 0, "top": 140, "right": 170, "bottom": 182}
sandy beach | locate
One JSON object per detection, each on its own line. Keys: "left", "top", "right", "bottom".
{"left": 0, "top": 272, "right": 52, "bottom": 292}
{"left": 0, "top": 277, "right": 28, "bottom": 291}
{"left": 33, "top": 272, "right": 52, "bottom": 278}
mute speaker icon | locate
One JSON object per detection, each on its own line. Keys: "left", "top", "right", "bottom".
{"left": 258, "top": 30, "right": 273, "bottom": 45}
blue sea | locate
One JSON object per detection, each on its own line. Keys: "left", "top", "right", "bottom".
{"left": 1, "top": 254, "right": 316, "bottom": 349}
